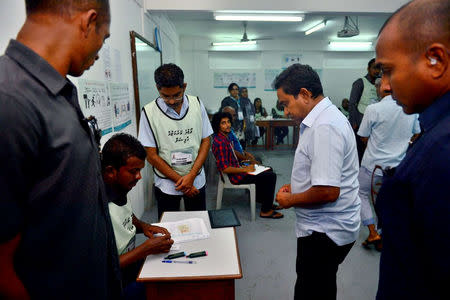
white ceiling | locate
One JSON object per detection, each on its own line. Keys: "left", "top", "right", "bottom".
{"left": 163, "top": 11, "right": 391, "bottom": 44}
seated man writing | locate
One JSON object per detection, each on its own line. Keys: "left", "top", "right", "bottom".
{"left": 211, "top": 112, "right": 283, "bottom": 219}
{"left": 102, "top": 133, "right": 174, "bottom": 299}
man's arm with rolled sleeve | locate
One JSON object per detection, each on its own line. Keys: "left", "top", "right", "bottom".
{"left": 349, "top": 78, "right": 363, "bottom": 129}
{"left": 357, "top": 105, "right": 374, "bottom": 145}
{"left": 277, "top": 124, "right": 342, "bottom": 208}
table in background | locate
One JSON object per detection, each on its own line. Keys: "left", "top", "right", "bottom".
{"left": 256, "top": 118, "right": 300, "bottom": 150}
{"left": 138, "top": 211, "right": 242, "bottom": 300}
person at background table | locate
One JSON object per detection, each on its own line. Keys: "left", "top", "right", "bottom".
{"left": 212, "top": 112, "right": 283, "bottom": 219}
{"left": 220, "top": 82, "right": 244, "bottom": 144}
{"left": 357, "top": 76, "right": 420, "bottom": 252}
{"left": 222, "top": 106, "right": 261, "bottom": 165}
{"left": 0, "top": 1, "right": 121, "bottom": 299}
{"left": 252, "top": 97, "right": 268, "bottom": 145}
{"left": 239, "top": 87, "right": 257, "bottom": 149}
{"left": 272, "top": 100, "right": 289, "bottom": 145}
{"left": 138, "top": 63, "right": 213, "bottom": 219}
{"left": 102, "top": 133, "right": 174, "bottom": 300}
{"left": 274, "top": 64, "right": 360, "bottom": 300}
{"left": 339, "top": 98, "right": 350, "bottom": 118}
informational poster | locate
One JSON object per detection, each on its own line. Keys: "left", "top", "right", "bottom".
{"left": 78, "top": 79, "right": 112, "bottom": 135}
{"left": 213, "top": 72, "right": 256, "bottom": 88}
{"left": 264, "top": 69, "right": 282, "bottom": 91}
{"left": 109, "top": 82, "right": 132, "bottom": 132}
{"left": 282, "top": 54, "right": 302, "bottom": 69}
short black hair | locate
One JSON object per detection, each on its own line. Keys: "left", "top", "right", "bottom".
{"left": 379, "top": 0, "right": 450, "bottom": 56}
{"left": 211, "top": 112, "right": 232, "bottom": 134}
{"left": 154, "top": 63, "right": 184, "bottom": 89}
{"left": 368, "top": 58, "right": 377, "bottom": 68}
{"left": 101, "top": 133, "right": 146, "bottom": 172}
{"left": 272, "top": 64, "right": 323, "bottom": 98}
{"left": 25, "top": 0, "right": 110, "bottom": 20}
{"left": 228, "top": 83, "right": 239, "bottom": 92}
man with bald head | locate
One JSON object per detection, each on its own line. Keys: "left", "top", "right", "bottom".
{"left": 375, "top": 0, "right": 450, "bottom": 299}
{"left": 0, "top": 1, "right": 121, "bottom": 299}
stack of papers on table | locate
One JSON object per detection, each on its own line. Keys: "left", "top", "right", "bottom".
{"left": 153, "top": 218, "right": 210, "bottom": 244}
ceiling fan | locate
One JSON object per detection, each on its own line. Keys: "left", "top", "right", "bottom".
{"left": 212, "top": 21, "right": 273, "bottom": 46}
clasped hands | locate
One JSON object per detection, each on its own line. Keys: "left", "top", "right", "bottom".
{"left": 175, "top": 172, "right": 199, "bottom": 197}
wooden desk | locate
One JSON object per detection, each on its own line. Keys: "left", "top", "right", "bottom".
{"left": 256, "top": 119, "right": 300, "bottom": 150}
{"left": 138, "top": 211, "right": 242, "bottom": 299}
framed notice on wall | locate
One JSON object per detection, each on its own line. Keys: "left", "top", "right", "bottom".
{"left": 214, "top": 72, "right": 256, "bottom": 88}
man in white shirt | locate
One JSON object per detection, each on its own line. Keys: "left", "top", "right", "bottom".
{"left": 138, "top": 64, "right": 213, "bottom": 218}
{"left": 357, "top": 76, "right": 420, "bottom": 250}
{"left": 274, "top": 64, "right": 360, "bottom": 300}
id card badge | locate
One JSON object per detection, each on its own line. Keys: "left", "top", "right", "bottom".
{"left": 238, "top": 111, "right": 244, "bottom": 121}
{"left": 124, "top": 235, "right": 136, "bottom": 254}
{"left": 250, "top": 115, "right": 255, "bottom": 122}
{"left": 171, "top": 149, "right": 193, "bottom": 166}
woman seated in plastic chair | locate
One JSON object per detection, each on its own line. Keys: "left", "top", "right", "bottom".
{"left": 211, "top": 112, "right": 283, "bottom": 219}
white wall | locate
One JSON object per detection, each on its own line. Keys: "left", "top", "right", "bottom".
{"left": 0, "top": 0, "right": 180, "bottom": 218}
{"left": 180, "top": 36, "right": 374, "bottom": 113}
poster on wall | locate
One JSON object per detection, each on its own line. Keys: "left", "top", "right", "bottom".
{"left": 213, "top": 72, "right": 256, "bottom": 88}
{"left": 109, "top": 82, "right": 132, "bottom": 132}
{"left": 78, "top": 79, "right": 112, "bottom": 135}
{"left": 112, "top": 48, "right": 123, "bottom": 82}
{"left": 282, "top": 54, "right": 302, "bottom": 69}
{"left": 264, "top": 69, "right": 282, "bottom": 91}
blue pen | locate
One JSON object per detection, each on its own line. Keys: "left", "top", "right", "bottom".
{"left": 162, "top": 260, "right": 197, "bottom": 264}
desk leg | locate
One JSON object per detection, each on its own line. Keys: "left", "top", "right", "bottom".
{"left": 146, "top": 279, "right": 235, "bottom": 300}
{"left": 265, "top": 125, "right": 271, "bottom": 150}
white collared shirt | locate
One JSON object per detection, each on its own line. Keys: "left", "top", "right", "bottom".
{"left": 138, "top": 96, "right": 213, "bottom": 195}
{"left": 292, "top": 97, "right": 361, "bottom": 246}
{"left": 358, "top": 95, "right": 420, "bottom": 172}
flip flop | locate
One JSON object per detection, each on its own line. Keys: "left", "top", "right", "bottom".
{"left": 260, "top": 211, "right": 284, "bottom": 219}
{"left": 362, "top": 237, "right": 382, "bottom": 250}
{"left": 272, "top": 204, "right": 283, "bottom": 210}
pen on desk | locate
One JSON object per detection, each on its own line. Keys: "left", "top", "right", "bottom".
{"left": 162, "top": 260, "right": 197, "bottom": 264}
{"left": 164, "top": 252, "right": 186, "bottom": 260}
{"left": 186, "top": 251, "right": 208, "bottom": 258}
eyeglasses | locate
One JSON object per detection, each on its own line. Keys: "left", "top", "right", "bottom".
{"left": 160, "top": 94, "right": 184, "bottom": 101}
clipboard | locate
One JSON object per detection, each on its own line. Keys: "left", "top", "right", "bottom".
{"left": 208, "top": 209, "right": 241, "bottom": 228}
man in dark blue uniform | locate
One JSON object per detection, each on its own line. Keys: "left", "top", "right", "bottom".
{"left": 375, "top": 0, "right": 450, "bottom": 299}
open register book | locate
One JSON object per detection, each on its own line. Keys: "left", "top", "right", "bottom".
{"left": 152, "top": 218, "right": 210, "bottom": 244}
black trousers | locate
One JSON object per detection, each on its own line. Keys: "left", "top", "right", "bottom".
{"left": 154, "top": 185, "right": 206, "bottom": 219}
{"left": 238, "top": 169, "right": 276, "bottom": 213}
{"left": 295, "top": 232, "right": 354, "bottom": 300}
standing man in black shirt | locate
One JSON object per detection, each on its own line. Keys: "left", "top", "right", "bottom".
{"left": 375, "top": 0, "right": 450, "bottom": 299}
{"left": 0, "top": 1, "right": 121, "bottom": 299}
{"left": 349, "top": 58, "right": 381, "bottom": 163}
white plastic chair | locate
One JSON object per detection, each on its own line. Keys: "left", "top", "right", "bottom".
{"left": 216, "top": 172, "right": 256, "bottom": 221}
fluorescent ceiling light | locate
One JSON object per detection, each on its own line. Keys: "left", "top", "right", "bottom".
{"left": 214, "top": 12, "right": 303, "bottom": 22}
{"left": 329, "top": 41, "right": 372, "bottom": 50}
{"left": 305, "top": 21, "right": 326, "bottom": 35}
{"left": 212, "top": 41, "right": 257, "bottom": 46}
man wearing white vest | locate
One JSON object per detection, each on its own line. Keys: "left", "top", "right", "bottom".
{"left": 349, "top": 58, "right": 381, "bottom": 162}
{"left": 139, "top": 64, "right": 213, "bottom": 218}
{"left": 102, "top": 133, "right": 173, "bottom": 299}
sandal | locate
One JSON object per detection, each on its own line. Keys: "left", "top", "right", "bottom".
{"left": 260, "top": 211, "right": 284, "bottom": 219}
{"left": 272, "top": 204, "right": 283, "bottom": 210}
